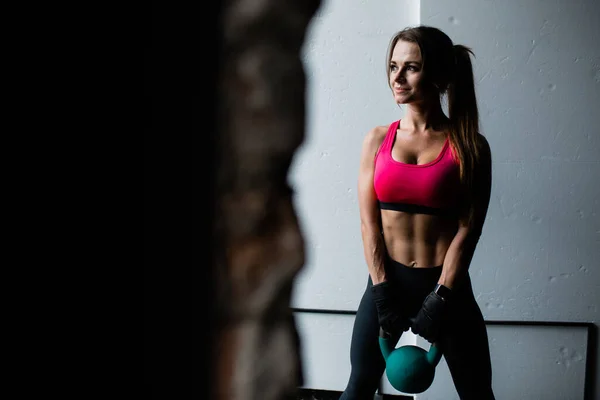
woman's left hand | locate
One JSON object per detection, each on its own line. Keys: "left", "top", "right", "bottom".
{"left": 411, "top": 291, "right": 448, "bottom": 343}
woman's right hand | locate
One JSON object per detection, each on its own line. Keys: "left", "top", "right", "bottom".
{"left": 371, "top": 280, "right": 411, "bottom": 337}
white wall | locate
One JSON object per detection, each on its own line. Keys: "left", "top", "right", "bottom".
{"left": 291, "top": 0, "right": 599, "bottom": 398}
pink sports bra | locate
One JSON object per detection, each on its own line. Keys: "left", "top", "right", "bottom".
{"left": 373, "top": 120, "right": 462, "bottom": 216}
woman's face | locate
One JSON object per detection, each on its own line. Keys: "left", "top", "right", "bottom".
{"left": 389, "top": 40, "right": 429, "bottom": 105}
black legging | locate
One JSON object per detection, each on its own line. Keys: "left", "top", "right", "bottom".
{"left": 339, "top": 257, "right": 495, "bottom": 400}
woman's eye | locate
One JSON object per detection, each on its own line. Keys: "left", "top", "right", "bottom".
{"left": 390, "top": 65, "right": 397, "bottom": 72}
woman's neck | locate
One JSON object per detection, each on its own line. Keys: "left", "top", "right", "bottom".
{"left": 401, "top": 100, "right": 448, "bottom": 133}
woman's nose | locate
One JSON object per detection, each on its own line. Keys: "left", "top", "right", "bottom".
{"left": 395, "top": 73, "right": 406, "bottom": 84}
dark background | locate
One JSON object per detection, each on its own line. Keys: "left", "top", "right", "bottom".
{"left": 145, "top": 1, "right": 220, "bottom": 398}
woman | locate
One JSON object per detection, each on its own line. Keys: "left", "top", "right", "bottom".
{"left": 339, "top": 26, "right": 495, "bottom": 400}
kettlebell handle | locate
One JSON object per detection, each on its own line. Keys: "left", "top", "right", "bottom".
{"left": 408, "top": 318, "right": 442, "bottom": 366}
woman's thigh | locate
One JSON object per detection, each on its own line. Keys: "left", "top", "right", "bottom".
{"left": 348, "top": 278, "right": 387, "bottom": 380}
{"left": 440, "top": 296, "right": 495, "bottom": 400}
{"left": 339, "top": 277, "right": 388, "bottom": 399}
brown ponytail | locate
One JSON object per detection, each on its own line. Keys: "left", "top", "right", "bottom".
{"left": 447, "top": 44, "right": 482, "bottom": 229}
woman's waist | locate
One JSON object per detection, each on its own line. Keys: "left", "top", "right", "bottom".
{"left": 382, "top": 229, "right": 455, "bottom": 269}
{"left": 382, "top": 256, "right": 475, "bottom": 308}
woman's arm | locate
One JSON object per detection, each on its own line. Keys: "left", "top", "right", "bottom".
{"left": 360, "top": 126, "right": 412, "bottom": 336}
{"left": 438, "top": 134, "right": 493, "bottom": 290}
{"left": 358, "top": 127, "right": 387, "bottom": 284}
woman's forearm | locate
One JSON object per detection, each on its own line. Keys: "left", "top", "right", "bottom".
{"left": 361, "top": 224, "right": 387, "bottom": 284}
{"left": 439, "top": 133, "right": 492, "bottom": 291}
{"left": 438, "top": 233, "right": 478, "bottom": 290}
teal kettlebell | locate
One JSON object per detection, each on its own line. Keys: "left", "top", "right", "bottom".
{"left": 378, "top": 327, "right": 442, "bottom": 394}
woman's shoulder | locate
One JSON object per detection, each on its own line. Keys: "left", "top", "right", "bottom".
{"left": 363, "top": 123, "right": 391, "bottom": 149}
{"left": 475, "top": 132, "right": 489, "bottom": 145}
{"left": 476, "top": 133, "right": 492, "bottom": 158}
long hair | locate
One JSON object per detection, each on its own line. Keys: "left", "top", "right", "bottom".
{"left": 386, "top": 26, "right": 483, "bottom": 227}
